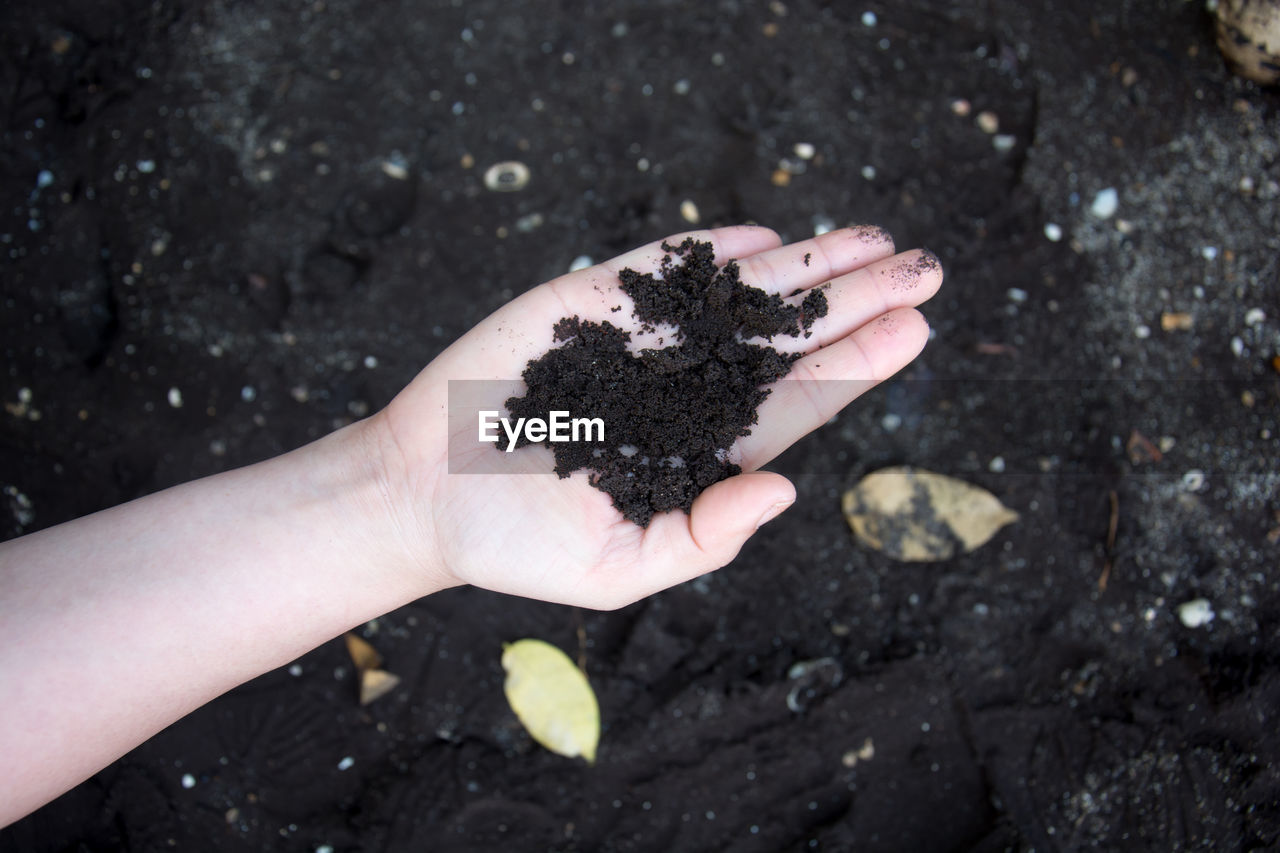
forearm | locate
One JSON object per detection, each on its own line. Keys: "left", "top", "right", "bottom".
{"left": 0, "top": 414, "right": 445, "bottom": 826}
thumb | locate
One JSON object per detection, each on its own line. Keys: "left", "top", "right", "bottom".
{"left": 687, "top": 470, "right": 796, "bottom": 569}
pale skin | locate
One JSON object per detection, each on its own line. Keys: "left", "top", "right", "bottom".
{"left": 0, "top": 225, "right": 942, "bottom": 827}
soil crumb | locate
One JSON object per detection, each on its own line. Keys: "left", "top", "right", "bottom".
{"left": 505, "top": 238, "right": 828, "bottom": 527}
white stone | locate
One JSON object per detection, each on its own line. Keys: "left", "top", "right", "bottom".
{"left": 812, "top": 215, "right": 836, "bottom": 236}
{"left": 1177, "top": 598, "right": 1215, "bottom": 628}
{"left": 1089, "top": 188, "right": 1118, "bottom": 219}
{"left": 483, "top": 161, "right": 530, "bottom": 192}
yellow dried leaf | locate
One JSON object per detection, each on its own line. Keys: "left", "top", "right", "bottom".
{"left": 842, "top": 466, "right": 1018, "bottom": 561}
{"left": 501, "top": 639, "right": 600, "bottom": 763}
{"left": 360, "top": 669, "right": 401, "bottom": 706}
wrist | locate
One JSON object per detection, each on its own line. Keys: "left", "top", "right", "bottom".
{"left": 326, "top": 411, "right": 457, "bottom": 601}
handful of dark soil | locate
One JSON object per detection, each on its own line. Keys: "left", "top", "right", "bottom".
{"left": 505, "top": 238, "right": 827, "bottom": 527}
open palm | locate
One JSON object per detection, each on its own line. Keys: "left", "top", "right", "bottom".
{"left": 378, "top": 225, "right": 942, "bottom": 608}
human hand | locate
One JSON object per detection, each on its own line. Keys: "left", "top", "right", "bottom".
{"left": 372, "top": 225, "right": 942, "bottom": 609}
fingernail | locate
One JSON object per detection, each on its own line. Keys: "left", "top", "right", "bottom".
{"left": 756, "top": 499, "right": 794, "bottom": 530}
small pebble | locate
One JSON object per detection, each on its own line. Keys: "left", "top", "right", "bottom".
{"left": 569, "top": 255, "right": 593, "bottom": 272}
{"left": 181, "top": 773, "right": 196, "bottom": 789}
{"left": 1007, "top": 287, "right": 1028, "bottom": 303}
{"left": 1160, "top": 312, "right": 1193, "bottom": 331}
{"left": 812, "top": 215, "right": 836, "bottom": 236}
{"left": 137, "top": 159, "right": 156, "bottom": 174}
{"left": 993, "top": 134, "right": 1017, "bottom": 151}
{"left": 241, "top": 386, "right": 257, "bottom": 403}
{"left": 167, "top": 387, "right": 183, "bottom": 408}
{"left": 1090, "top": 188, "right": 1118, "bottom": 219}
{"left": 1200, "top": 246, "right": 1219, "bottom": 261}
{"left": 679, "top": 199, "right": 700, "bottom": 224}
{"left": 988, "top": 456, "right": 1006, "bottom": 473}
{"left": 381, "top": 158, "right": 409, "bottom": 180}
{"left": 483, "top": 161, "right": 530, "bottom": 192}
{"left": 793, "top": 142, "right": 816, "bottom": 160}
{"left": 1182, "top": 469, "right": 1205, "bottom": 491}
{"left": 36, "top": 170, "right": 54, "bottom": 188}
{"left": 881, "top": 412, "right": 902, "bottom": 432}
{"left": 1043, "top": 223, "right": 1063, "bottom": 242}
{"left": 1134, "top": 324, "right": 1151, "bottom": 339}
{"left": 673, "top": 78, "right": 691, "bottom": 95}
{"left": 1230, "top": 336, "right": 1245, "bottom": 357}
{"left": 861, "top": 11, "right": 877, "bottom": 27}
{"left": 288, "top": 663, "right": 303, "bottom": 676}
{"left": 1177, "top": 598, "right": 1215, "bottom": 628}
{"left": 976, "top": 111, "right": 1000, "bottom": 134}
{"left": 950, "top": 98, "right": 971, "bottom": 117}
{"left": 515, "top": 212, "right": 544, "bottom": 232}
{"left": 1244, "top": 308, "right": 1265, "bottom": 326}
{"left": 860, "top": 165, "right": 876, "bottom": 180}
{"left": 337, "top": 756, "right": 355, "bottom": 771}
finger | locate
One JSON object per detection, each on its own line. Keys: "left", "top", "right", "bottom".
{"left": 435, "top": 226, "right": 784, "bottom": 378}
{"left": 760, "top": 248, "right": 944, "bottom": 356}
{"left": 631, "top": 471, "right": 796, "bottom": 595}
{"left": 734, "top": 307, "right": 931, "bottom": 470}
{"left": 733, "top": 225, "right": 896, "bottom": 296}
{"left": 598, "top": 224, "right": 783, "bottom": 281}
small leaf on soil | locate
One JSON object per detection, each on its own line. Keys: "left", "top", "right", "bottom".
{"left": 501, "top": 639, "right": 600, "bottom": 763}
{"left": 360, "top": 669, "right": 401, "bottom": 706}
{"left": 344, "top": 632, "right": 383, "bottom": 671}
{"left": 842, "top": 466, "right": 1018, "bottom": 561}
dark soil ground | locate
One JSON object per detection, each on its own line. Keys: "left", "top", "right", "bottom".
{"left": 2, "top": 0, "right": 1278, "bottom": 850}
